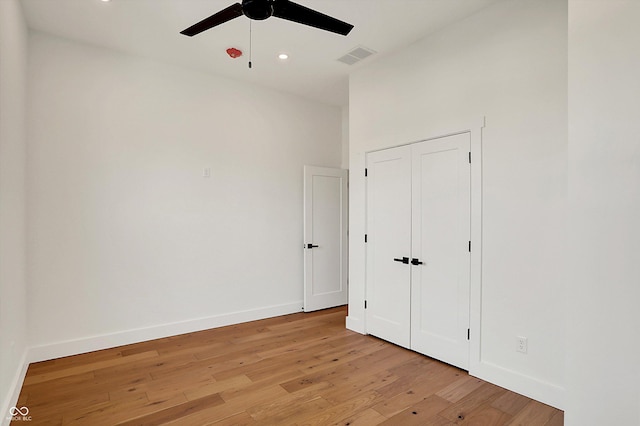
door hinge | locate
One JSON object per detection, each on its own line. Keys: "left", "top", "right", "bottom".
{"left": 365, "top": 234, "right": 368, "bottom": 243}
{"left": 467, "top": 329, "right": 470, "bottom": 340}
{"left": 364, "top": 300, "right": 367, "bottom": 309}
{"left": 469, "top": 152, "right": 471, "bottom": 164}
{"left": 468, "top": 241, "right": 471, "bottom": 252}
{"left": 365, "top": 168, "right": 368, "bottom": 177}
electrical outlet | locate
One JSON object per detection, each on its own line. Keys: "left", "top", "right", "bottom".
{"left": 517, "top": 336, "right": 528, "bottom": 354}
{"left": 203, "top": 167, "right": 211, "bottom": 178}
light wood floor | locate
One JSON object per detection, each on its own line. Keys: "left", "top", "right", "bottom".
{"left": 14, "top": 307, "right": 563, "bottom": 425}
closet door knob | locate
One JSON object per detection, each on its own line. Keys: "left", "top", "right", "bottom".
{"left": 306, "top": 244, "right": 319, "bottom": 249}
{"left": 393, "top": 257, "right": 410, "bottom": 264}
{"left": 411, "top": 258, "right": 424, "bottom": 265}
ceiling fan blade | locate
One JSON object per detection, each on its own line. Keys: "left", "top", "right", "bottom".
{"left": 180, "top": 3, "right": 244, "bottom": 37}
{"left": 272, "top": 0, "right": 353, "bottom": 36}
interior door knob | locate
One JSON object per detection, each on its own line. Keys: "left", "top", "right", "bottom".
{"left": 393, "top": 257, "right": 410, "bottom": 264}
{"left": 411, "top": 258, "right": 424, "bottom": 265}
{"left": 306, "top": 244, "right": 319, "bottom": 249}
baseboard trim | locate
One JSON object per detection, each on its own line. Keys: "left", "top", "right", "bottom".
{"left": 470, "top": 360, "right": 565, "bottom": 410}
{"left": 27, "top": 302, "right": 303, "bottom": 364}
{"left": 346, "top": 315, "right": 365, "bottom": 334}
{"left": 1, "top": 349, "right": 29, "bottom": 426}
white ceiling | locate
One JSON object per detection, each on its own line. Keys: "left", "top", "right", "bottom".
{"left": 20, "top": 0, "right": 501, "bottom": 106}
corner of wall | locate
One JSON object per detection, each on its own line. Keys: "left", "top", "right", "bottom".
{"left": 0, "top": 350, "right": 29, "bottom": 426}
{"left": 0, "top": 0, "right": 29, "bottom": 420}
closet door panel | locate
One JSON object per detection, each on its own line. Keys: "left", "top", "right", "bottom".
{"left": 365, "top": 146, "right": 412, "bottom": 348}
{"left": 411, "top": 133, "right": 471, "bottom": 369}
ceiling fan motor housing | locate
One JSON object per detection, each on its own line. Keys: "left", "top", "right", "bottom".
{"left": 242, "top": 0, "right": 275, "bottom": 20}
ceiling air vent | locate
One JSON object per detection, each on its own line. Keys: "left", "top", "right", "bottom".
{"left": 337, "top": 46, "right": 376, "bottom": 65}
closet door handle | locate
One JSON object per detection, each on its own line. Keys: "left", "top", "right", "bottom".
{"left": 411, "top": 258, "right": 424, "bottom": 266}
{"left": 306, "top": 244, "right": 319, "bottom": 249}
{"left": 393, "top": 257, "right": 410, "bottom": 264}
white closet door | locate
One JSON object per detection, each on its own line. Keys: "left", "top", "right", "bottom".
{"left": 410, "top": 133, "right": 471, "bottom": 369}
{"left": 303, "top": 166, "right": 348, "bottom": 312}
{"left": 365, "top": 146, "right": 412, "bottom": 348}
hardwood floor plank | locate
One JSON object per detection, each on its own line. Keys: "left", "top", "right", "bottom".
{"left": 348, "top": 344, "right": 419, "bottom": 374}
{"left": 385, "top": 353, "right": 440, "bottom": 378}
{"left": 24, "top": 391, "right": 111, "bottom": 422}
{"left": 155, "top": 384, "right": 276, "bottom": 425}
{"left": 379, "top": 394, "right": 451, "bottom": 426}
{"left": 26, "top": 348, "right": 123, "bottom": 375}
{"left": 455, "top": 401, "right": 513, "bottom": 425}
{"left": 72, "top": 373, "right": 152, "bottom": 404}
{"left": 147, "top": 352, "right": 261, "bottom": 382}
{"left": 299, "top": 390, "right": 384, "bottom": 425}
{"left": 546, "top": 411, "right": 564, "bottom": 426}
{"left": 294, "top": 336, "right": 388, "bottom": 377}
{"left": 210, "top": 411, "right": 256, "bottom": 425}
{"left": 217, "top": 370, "right": 303, "bottom": 402}
{"left": 115, "top": 393, "right": 225, "bottom": 426}
{"left": 435, "top": 374, "right": 486, "bottom": 403}
{"left": 23, "top": 350, "right": 159, "bottom": 386}
{"left": 143, "top": 370, "right": 217, "bottom": 402}
{"left": 183, "top": 375, "right": 252, "bottom": 401}
{"left": 337, "top": 407, "right": 388, "bottom": 426}
{"left": 492, "top": 387, "right": 534, "bottom": 416}
{"left": 438, "top": 382, "right": 507, "bottom": 422}
{"left": 506, "top": 400, "right": 559, "bottom": 425}
{"left": 323, "top": 369, "right": 398, "bottom": 404}
{"left": 279, "top": 363, "right": 358, "bottom": 394}
{"left": 67, "top": 392, "right": 188, "bottom": 426}
{"left": 372, "top": 365, "right": 464, "bottom": 417}
{"left": 162, "top": 405, "right": 256, "bottom": 426}
{"left": 431, "top": 414, "right": 463, "bottom": 425}
{"left": 61, "top": 393, "right": 149, "bottom": 425}
{"left": 92, "top": 352, "right": 197, "bottom": 380}
{"left": 219, "top": 383, "right": 290, "bottom": 412}
{"left": 20, "top": 371, "right": 96, "bottom": 404}
{"left": 192, "top": 343, "right": 261, "bottom": 362}
{"left": 12, "top": 306, "right": 563, "bottom": 425}
{"left": 246, "top": 382, "right": 334, "bottom": 423}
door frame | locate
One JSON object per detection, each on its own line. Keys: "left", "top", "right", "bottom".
{"left": 363, "top": 117, "right": 484, "bottom": 374}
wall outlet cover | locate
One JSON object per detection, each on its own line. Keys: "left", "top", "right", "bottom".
{"left": 517, "top": 336, "right": 528, "bottom": 354}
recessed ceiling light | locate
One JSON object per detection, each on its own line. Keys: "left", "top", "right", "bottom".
{"left": 101, "top": 0, "right": 111, "bottom": 2}
{"left": 278, "top": 53, "right": 289, "bottom": 60}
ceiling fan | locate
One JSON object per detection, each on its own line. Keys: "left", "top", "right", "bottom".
{"left": 180, "top": 0, "right": 354, "bottom": 37}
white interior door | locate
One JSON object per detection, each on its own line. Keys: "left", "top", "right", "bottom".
{"left": 303, "top": 166, "right": 348, "bottom": 312}
{"left": 365, "top": 146, "right": 412, "bottom": 348}
{"left": 410, "top": 133, "right": 471, "bottom": 369}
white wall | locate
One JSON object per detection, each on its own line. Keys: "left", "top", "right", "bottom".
{"left": 26, "top": 33, "right": 342, "bottom": 359}
{"left": 0, "top": 0, "right": 29, "bottom": 416}
{"left": 348, "top": 0, "right": 567, "bottom": 408}
{"left": 341, "top": 106, "right": 349, "bottom": 170}
{"left": 566, "top": 1, "right": 640, "bottom": 424}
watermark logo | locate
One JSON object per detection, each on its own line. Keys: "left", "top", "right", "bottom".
{"left": 7, "top": 406, "right": 32, "bottom": 422}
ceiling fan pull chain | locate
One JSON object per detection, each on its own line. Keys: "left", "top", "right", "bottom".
{"left": 248, "top": 20, "right": 252, "bottom": 69}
